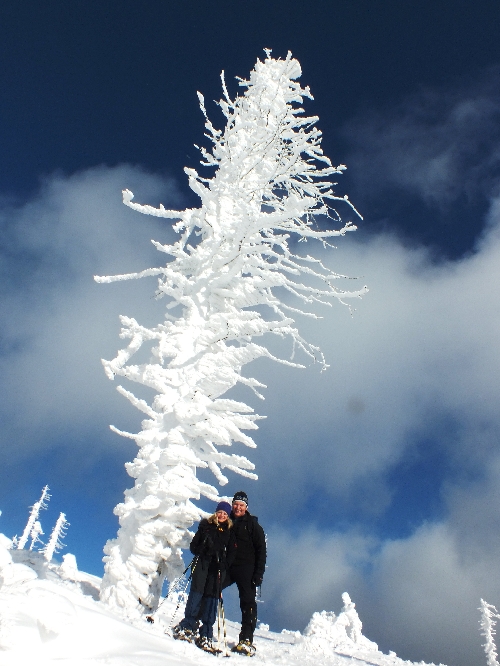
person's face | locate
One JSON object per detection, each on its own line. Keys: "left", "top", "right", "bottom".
{"left": 232, "top": 501, "right": 247, "bottom": 517}
{"left": 216, "top": 510, "right": 228, "bottom": 523}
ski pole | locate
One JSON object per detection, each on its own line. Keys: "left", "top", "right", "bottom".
{"left": 146, "top": 555, "right": 199, "bottom": 624}
{"left": 217, "top": 595, "right": 222, "bottom": 652}
{"left": 167, "top": 555, "right": 201, "bottom": 631}
{"left": 146, "top": 556, "right": 196, "bottom": 622}
{"left": 219, "top": 595, "right": 229, "bottom": 657}
{"left": 168, "top": 577, "right": 190, "bottom": 631}
{"left": 216, "top": 556, "right": 222, "bottom": 652}
{"left": 216, "top": 555, "right": 229, "bottom": 657}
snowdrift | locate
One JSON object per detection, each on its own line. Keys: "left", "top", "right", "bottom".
{"left": 0, "top": 535, "right": 445, "bottom": 665}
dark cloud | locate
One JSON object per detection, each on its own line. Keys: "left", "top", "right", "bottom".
{"left": 341, "top": 66, "right": 500, "bottom": 257}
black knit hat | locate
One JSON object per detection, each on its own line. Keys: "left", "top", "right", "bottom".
{"left": 233, "top": 491, "right": 248, "bottom": 505}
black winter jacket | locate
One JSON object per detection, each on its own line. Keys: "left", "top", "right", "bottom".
{"left": 189, "top": 517, "right": 236, "bottom": 597}
{"left": 229, "top": 512, "right": 266, "bottom": 578}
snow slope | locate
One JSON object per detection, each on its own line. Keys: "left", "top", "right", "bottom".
{"left": 0, "top": 536, "right": 444, "bottom": 666}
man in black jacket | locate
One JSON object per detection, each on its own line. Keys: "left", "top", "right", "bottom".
{"left": 229, "top": 491, "right": 266, "bottom": 656}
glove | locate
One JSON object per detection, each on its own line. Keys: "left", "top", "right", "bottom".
{"left": 252, "top": 574, "right": 263, "bottom": 587}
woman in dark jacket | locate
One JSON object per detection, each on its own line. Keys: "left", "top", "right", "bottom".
{"left": 173, "top": 501, "right": 235, "bottom": 651}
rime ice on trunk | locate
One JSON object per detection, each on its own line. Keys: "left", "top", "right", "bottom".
{"left": 96, "top": 50, "right": 367, "bottom": 615}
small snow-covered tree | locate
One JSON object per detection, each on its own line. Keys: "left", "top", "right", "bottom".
{"left": 59, "top": 553, "right": 78, "bottom": 579}
{"left": 42, "top": 513, "right": 69, "bottom": 562}
{"left": 340, "top": 592, "right": 363, "bottom": 643}
{"left": 17, "top": 485, "right": 50, "bottom": 550}
{"left": 28, "top": 521, "right": 44, "bottom": 551}
{"left": 96, "top": 50, "right": 367, "bottom": 615}
{"left": 480, "top": 599, "right": 500, "bottom": 666}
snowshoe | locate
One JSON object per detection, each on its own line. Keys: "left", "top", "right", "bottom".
{"left": 195, "top": 635, "right": 222, "bottom": 655}
{"left": 172, "top": 624, "right": 196, "bottom": 643}
{"left": 231, "top": 639, "right": 256, "bottom": 656}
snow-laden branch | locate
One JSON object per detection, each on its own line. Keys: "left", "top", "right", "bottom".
{"left": 97, "top": 50, "right": 367, "bottom": 616}
{"left": 122, "top": 189, "right": 183, "bottom": 219}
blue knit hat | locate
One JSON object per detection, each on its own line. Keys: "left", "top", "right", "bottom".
{"left": 216, "top": 501, "right": 232, "bottom": 515}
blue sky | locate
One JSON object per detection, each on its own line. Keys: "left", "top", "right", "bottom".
{"left": 1, "top": 3, "right": 500, "bottom": 665}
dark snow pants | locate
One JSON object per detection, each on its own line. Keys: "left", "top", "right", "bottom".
{"left": 180, "top": 590, "right": 219, "bottom": 638}
{"left": 230, "top": 566, "right": 257, "bottom": 642}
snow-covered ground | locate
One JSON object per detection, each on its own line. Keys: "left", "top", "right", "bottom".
{"left": 0, "top": 536, "right": 444, "bottom": 666}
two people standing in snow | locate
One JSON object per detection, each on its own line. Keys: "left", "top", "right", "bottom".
{"left": 173, "top": 491, "right": 266, "bottom": 656}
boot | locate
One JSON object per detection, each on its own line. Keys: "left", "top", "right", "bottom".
{"left": 231, "top": 638, "right": 256, "bottom": 656}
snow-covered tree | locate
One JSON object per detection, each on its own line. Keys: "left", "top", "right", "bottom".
{"left": 42, "top": 513, "right": 69, "bottom": 562}
{"left": 480, "top": 599, "right": 500, "bottom": 666}
{"left": 28, "top": 521, "right": 44, "bottom": 551}
{"left": 96, "top": 50, "right": 367, "bottom": 615}
{"left": 17, "top": 485, "right": 50, "bottom": 550}
{"left": 340, "top": 592, "right": 363, "bottom": 643}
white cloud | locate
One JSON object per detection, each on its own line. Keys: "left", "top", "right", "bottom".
{"left": 366, "top": 502, "right": 500, "bottom": 666}
{"left": 247, "top": 220, "right": 500, "bottom": 521}
{"left": 0, "top": 165, "right": 181, "bottom": 461}
{"left": 262, "top": 527, "right": 374, "bottom": 627}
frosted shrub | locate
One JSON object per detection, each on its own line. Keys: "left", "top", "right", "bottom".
{"left": 59, "top": 553, "right": 78, "bottom": 580}
{"left": 302, "top": 593, "right": 376, "bottom": 653}
{"left": 480, "top": 599, "right": 500, "bottom": 666}
{"left": 96, "top": 50, "right": 366, "bottom": 615}
{"left": 340, "top": 592, "right": 363, "bottom": 643}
